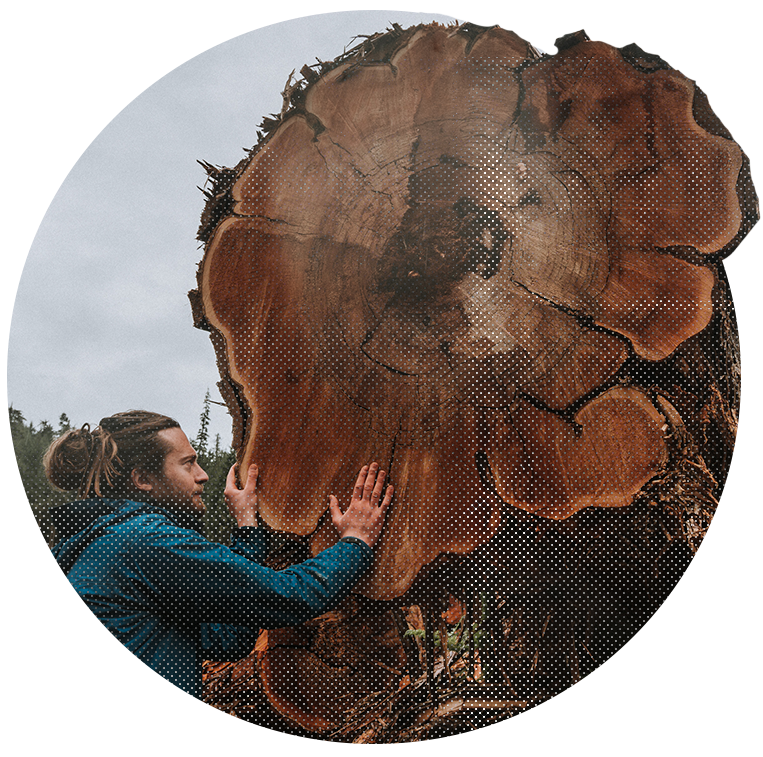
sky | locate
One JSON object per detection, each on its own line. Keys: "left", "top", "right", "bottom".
{"left": 2, "top": 2, "right": 762, "bottom": 756}
{"left": 6, "top": 9, "right": 454, "bottom": 445}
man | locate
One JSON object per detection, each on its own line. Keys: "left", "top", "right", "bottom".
{"left": 45, "top": 409, "right": 392, "bottom": 698}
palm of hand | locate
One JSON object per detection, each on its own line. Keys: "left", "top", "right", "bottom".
{"left": 329, "top": 463, "right": 393, "bottom": 548}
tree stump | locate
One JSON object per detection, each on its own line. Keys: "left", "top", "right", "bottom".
{"left": 191, "top": 22, "right": 756, "bottom": 740}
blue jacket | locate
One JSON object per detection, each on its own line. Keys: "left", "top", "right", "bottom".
{"left": 51, "top": 498, "right": 373, "bottom": 697}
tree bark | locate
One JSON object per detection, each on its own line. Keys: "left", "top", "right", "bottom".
{"left": 192, "top": 22, "right": 756, "bottom": 739}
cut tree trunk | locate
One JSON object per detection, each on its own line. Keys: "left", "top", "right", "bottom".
{"left": 192, "top": 22, "right": 757, "bottom": 740}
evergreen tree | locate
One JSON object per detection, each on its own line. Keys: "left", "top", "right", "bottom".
{"left": 57, "top": 413, "right": 71, "bottom": 435}
{"left": 192, "top": 392, "right": 236, "bottom": 545}
{"left": 9, "top": 406, "right": 67, "bottom": 545}
{"left": 194, "top": 390, "right": 211, "bottom": 458}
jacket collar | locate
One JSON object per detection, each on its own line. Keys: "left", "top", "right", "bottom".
{"left": 50, "top": 497, "right": 203, "bottom": 545}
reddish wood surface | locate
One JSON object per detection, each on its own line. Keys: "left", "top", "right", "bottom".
{"left": 193, "top": 23, "right": 749, "bottom": 601}
{"left": 193, "top": 22, "right": 756, "bottom": 737}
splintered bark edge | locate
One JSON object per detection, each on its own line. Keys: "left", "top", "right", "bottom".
{"left": 191, "top": 21, "right": 755, "bottom": 604}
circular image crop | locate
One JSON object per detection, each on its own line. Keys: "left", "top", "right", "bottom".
{"left": 7, "top": 9, "right": 757, "bottom": 747}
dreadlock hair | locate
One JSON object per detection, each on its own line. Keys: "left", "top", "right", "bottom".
{"left": 43, "top": 410, "right": 181, "bottom": 499}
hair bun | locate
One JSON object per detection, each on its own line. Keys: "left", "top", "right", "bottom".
{"left": 43, "top": 410, "right": 178, "bottom": 498}
{"left": 43, "top": 424, "right": 96, "bottom": 492}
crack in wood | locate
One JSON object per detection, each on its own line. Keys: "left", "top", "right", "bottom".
{"left": 192, "top": 22, "right": 753, "bottom": 659}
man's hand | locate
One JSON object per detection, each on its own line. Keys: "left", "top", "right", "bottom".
{"left": 224, "top": 463, "right": 259, "bottom": 528}
{"left": 329, "top": 463, "right": 393, "bottom": 548}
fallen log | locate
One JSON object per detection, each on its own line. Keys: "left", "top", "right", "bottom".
{"left": 192, "top": 21, "right": 756, "bottom": 739}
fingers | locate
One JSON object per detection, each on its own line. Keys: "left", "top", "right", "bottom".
{"left": 328, "top": 494, "right": 342, "bottom": 526}
{"left": 223, "top": 464, "right": 241, "bottom": 502}
{"left": 332, "top": 468, "right": 393, "bottom": 547}
{"left": 355, "top": 462, "right": 383, "bottom": 499}
{"left": 379, "top": 484, "right": 394, "bottom": 515}
{"left": 353, "top": 465, "right": 368, "bottom": 500}
{"left": 244, "top": 463, "right": 258, "bottom": 492}
{"left": 226, "top": 463, "right": 258, "bottom": 488}
{"left": 362, "top": 462, "right": 378, "bottom": 500}
{"left": 371, "top": 468, "right": 386, "bottom": 504}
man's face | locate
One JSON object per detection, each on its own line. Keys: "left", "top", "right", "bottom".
{"left": 142, "top": 427, "right": 209, "bottom": 513}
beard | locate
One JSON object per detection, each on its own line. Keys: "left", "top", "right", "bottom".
{"left": 164, "top": 500, "right": 206, "bottom": 534}
{"left": 149, "top": 486, "right": 207, "bottom": 534}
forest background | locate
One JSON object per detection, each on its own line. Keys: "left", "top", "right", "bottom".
{"left": 10, "top": 392, "right": 237, "bottom": 546}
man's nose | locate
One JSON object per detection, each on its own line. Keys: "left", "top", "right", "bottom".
{"left": 197, "top": 465, "right": 209, "bottom": 483}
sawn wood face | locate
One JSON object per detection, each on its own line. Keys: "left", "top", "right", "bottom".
{"left": 193, "top": 24, "right": 750, "bottom": 602}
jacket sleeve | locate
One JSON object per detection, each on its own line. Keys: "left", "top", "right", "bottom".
{"left": 199, "top": 527, "right": 267, "bottom": 660}
{"left": 200, "top": 623, "right": 261, "bottom": 660}
{"left": 229, "top": 526, "right": 270, "bottom": 564}
{"left": 125, "top": 515, "right": 373, "bottom": 628}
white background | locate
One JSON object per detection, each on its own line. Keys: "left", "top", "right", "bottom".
{"left": 2, "top": 1, "right": 760, "bottom": 754}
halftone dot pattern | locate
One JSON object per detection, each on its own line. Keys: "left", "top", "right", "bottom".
{"left": 22, "top": 21, "right": 754, "bottom": 744}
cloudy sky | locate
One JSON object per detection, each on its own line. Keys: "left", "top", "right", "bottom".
{"left": 7, "top": 9, "right": 454, "bottom": 444}
{"left": 3, "top": 3, "right": 762, "bottom": 755}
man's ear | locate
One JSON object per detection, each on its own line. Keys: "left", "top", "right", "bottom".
{"left": 132, "top": 468, "right": 154, "bottom": 493}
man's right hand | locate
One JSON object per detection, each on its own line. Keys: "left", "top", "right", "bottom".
{"left": 224, "top": 463, "right": 259, "bottom": 528}
{"left": 329, "top": 463, "right": 393, "bottom": 548}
